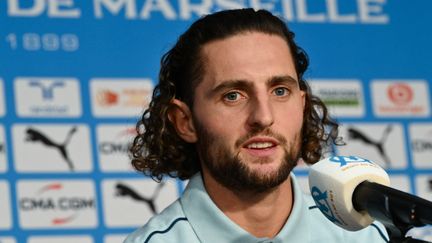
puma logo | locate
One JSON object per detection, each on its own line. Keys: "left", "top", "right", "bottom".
{"left": 25, "top": 127, "right": 77, "bottom": 171}
{"left": 115, "top": 182, "right": 165, "bottom": 214}
{"left": 347, "top": 126, "right": 393, "bottom": 167}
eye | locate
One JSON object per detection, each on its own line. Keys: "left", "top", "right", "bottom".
{"left": 273, "top": 87, "right": 289, "bottom": 96}
{"left": 224, "top": 92, "right": 239, "bottom": 101}
{"left": 223, "top": 91, "right": 244, "bottom": 102}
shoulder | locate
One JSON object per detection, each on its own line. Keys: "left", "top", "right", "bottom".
{"left": 123, "top": 199, "right": 196, "bottom": 243}
{"left": 302, "top": 193, "right": 389, "bottom": 242}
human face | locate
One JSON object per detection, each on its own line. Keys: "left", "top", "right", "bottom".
{"left": 192, "top": 32, "right": 305, "bottom": 192}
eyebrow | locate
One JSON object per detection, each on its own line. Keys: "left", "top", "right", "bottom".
{"left": 207, "top": 79, "right": 252, "bottom": 97}
{"left": 268, "top": 75, "right": 299, "bottom": 87}
{"left": 207, "top": 75, "right": 299, "bottom": 97}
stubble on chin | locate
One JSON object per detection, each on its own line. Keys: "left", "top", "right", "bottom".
{"left": 195, "top": 123, "right": 301, "bottom": 193}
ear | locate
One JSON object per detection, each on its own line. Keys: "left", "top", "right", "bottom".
{"left": 167, "top": 99, "right": 198, "bottom": 143}
{"left": 299, "top": 89, "right": 306, "bottom": 111}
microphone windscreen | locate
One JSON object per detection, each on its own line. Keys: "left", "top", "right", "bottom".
{"left": 308, "top": 156, "right": 390, "bottom": 231}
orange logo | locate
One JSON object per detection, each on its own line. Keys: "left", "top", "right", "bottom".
{"left": 97, "top": 90, "right": 118, "bottom": 106}
{"left": 387, "top": 83, "right": 413, "bottom": 105}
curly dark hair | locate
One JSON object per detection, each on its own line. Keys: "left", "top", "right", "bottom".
{"left": 130, "top": 8, "right": 341, "bottom": 181}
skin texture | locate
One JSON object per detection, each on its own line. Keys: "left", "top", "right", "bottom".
{"left": 168, "top": 32, "right": 306, "bottom": 238}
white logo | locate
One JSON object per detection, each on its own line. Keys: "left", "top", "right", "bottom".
{"left": 0, "top": 125, "right": 7, "bottom": 173}
{"left": 90, "top": 78, "right": 153, "bottom": 117}
{"left": 14, "top": 77, "right": 82, "bottom": 117}
{"left": 309, "top": 79, "right": 364, "bottom": 117}
{"left": 337, "top": 123, "right": 407, "bottom": 169}
{"left": 102, "top": 178, "right": 178, "bottom": 227}
{"left": 12, "top": 124, "right": 93, "bottom": 172}
{"left": 27, "top": 235, "right": 93, "bottom": 243}
{"left": 0, "top": 181, "right": 12, "bottom": 229}
{"left": 409, "top": 123, "right": 432, "bottom": 169}
{"left": 17, "top": 180, "right": 98, "bottom": 229}
{"left": 96, "top": 124, "right": 136, "bottom": 172}
{"left": 104, "top": 234, "right": 128, "bottom": 243}
{"left": 0, "top": 79, "right": 5, "bottom": 117}
{"left": 371, "top": 80, "right": 430, "bottom": 117}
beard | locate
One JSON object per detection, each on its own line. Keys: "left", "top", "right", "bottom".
{"left": 194, "top": 120, "right": 302, "bottom": 193}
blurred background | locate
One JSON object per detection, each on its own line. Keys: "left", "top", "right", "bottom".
{"left": 0, "top": 0, "right": 431, "bottom": 242}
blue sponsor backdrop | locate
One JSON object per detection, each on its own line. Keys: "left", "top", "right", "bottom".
{"left": 1, "top": 0, "right": 432, "bottom": 242}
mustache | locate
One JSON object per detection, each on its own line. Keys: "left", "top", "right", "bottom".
{"left": 234, "top": 128, "right": 288, "bottom": 148}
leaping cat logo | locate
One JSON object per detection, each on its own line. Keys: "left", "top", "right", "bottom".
{"left": 347, "top": 125, "right": 393, "bottom": 167}
{"left": 25, "top": 126, "right": 77, "bottom": 171}
{"left": 115, "top": 182, "right": 166, "bottom": 214}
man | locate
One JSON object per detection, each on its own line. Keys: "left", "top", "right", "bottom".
{"left": 125, "top": 8, "right": 388, "bottom": 243}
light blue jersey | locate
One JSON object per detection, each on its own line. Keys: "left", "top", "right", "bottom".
{"left": 124, "top": 173, "right": 389, "bottom": 243}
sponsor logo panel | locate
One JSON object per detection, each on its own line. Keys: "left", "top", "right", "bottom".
{"left": 27, "top": 235, "right": 93, "bottom": 243}
{"left": 0, "top": 181, "right": 12, "bottom": 229}
{"left": 371, "top": 80, "right": 430, "bottom": 117}
{"left": 409, "top": 123, "right": 432, "bottom": 169}
{"left": 90, "top": 78, "right": 153, "bottom": 117}
{"left": 14, "top": 77, "right": 82, "bottom": 117}
{"left": 104, "top": 234, "right": 128, "bottom": 243}
{"left": 0, "top": 79, "right": 5, "bottom": 117}
{"left": 309, "top": 79, "right": 364, "bottom": 117}
{"left": 415, "top": 175, "right": 432, "bottom": 201}
{"left": 96, "top": 124, "right": 136, "bottom": 172}
{"left": 388, "top": 175, "right": 411, "bottom": 193}
{"left": 0, "top": 125, "right": 7, "bottom": 173}
{"left": 17, "top": 180, "right": 98, "bottom": 229}
{"left": 336, "top": 123, "right": 407, "bottom": 169}
{"left": 101, "top": 178, "right": 178, "bottom": 227}
{"left": 12, "top": 124, "right": 93, "bottom": 173}
{"left": 0, "top": 237, "right": 16, "bottom": 243}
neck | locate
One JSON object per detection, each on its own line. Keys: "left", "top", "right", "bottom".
{"left": 201, "top": 168, "right": 294, "bottom": 238}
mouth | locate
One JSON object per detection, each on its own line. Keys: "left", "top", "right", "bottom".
{"left": 243, "top": 137, "right": 279, "bottom": 148}
{"left": 241, "top": 137, "right": 279, "bottom": 157}
{"left": 245, "top": 141, "right": 276, "bottom": 149}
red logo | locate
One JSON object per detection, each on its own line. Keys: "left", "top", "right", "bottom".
{"left": 52, "top": 214, "right": 77, "bottom": 225}
{"left": 37, "top": 183, "right": 63, "bottom": 194}
{"left": 387, "top": 83, "right": 413, "bottom": 105}
{"left": 97, "top": 90, "right": 118, "bottom": 106}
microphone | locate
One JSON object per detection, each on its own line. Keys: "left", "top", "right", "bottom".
{"left": 308, "top": 155, "right": 432, "bottom": 233}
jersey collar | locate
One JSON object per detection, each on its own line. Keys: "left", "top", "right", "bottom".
{"left": 180, "top": 172, "right": 310, "bottom": 243}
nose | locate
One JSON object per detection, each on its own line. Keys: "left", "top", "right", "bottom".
{"left": 247, "top": 95, "right": 274, "bottom": 130}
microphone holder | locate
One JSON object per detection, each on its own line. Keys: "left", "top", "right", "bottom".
{"left": 384, "top": 220, "right": 429, "bottom": 243}
{"left": 353, "top": 181, "right": 432, "bottom": 243}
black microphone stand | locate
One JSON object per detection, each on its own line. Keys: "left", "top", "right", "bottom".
{"left": 353, "top": 181, "right": 432, "bottom": 243}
